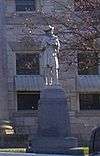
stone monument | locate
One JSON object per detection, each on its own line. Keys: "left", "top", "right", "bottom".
{"left": 41, "top": 25, "right": 60, "bottom": 86}
{"left": 27, "top": 26, "right": 78, "bottom": 154}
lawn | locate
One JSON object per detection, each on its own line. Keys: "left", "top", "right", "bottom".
{"left": 83, "top": 147, "right": 89, "bottom": 156}
{"left": 0, "top": 147, "right": 89, "bottom": 155}
{"left": 0, "top": 148, "right": 26, "bottom": 153}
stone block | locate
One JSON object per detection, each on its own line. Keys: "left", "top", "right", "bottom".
{"left": 38, "top": 87, "right": 71, "bottom": 137}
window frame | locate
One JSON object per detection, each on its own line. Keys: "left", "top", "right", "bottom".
{"left": 17, "top": 91, "right": 40, "bottom": 111}
{"left": 16, "top": 53, "right": 40, "bottom": 75}
{"left": 74, "top": 0, "right": 100, "bottom": 11}
{"left": 78, "top": 52, "right": 98, "bottom": 75}
{"left": 15, "top": 0, "right": 36, "bottom": 12}
{"left": 79, "top": 93, "right": 100, "bottom": 110}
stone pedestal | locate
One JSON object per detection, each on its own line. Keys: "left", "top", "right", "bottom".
{"left": 29, "top": 86, "right": 78, "bottom": 154}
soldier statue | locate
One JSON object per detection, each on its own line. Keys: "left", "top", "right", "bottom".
{"left": 41, "top": 25, "right": 60, "bottom": 86}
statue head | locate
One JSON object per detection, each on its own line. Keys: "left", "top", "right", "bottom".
{"left": 44, "top": 25, "right": 54, "bottom": 35}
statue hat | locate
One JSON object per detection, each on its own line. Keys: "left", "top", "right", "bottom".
{"left": 44, "top": 25, "right": 54, "bottom": 32}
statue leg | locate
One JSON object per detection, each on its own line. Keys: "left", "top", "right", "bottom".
{"left": 48, "top": 67, "right": 52, "bottom": 85}
{"left": 43, "top": 67, "right": 48, "bottom": 85}
{"left": 52, "top": 67, "right": 59, "bottom": 85}
{"left": 43, "top": 66, "right": 53, "bottom": 86}
{"left": 46, "top": 67, "right": 49, "bottom": 85}
{"left": 45, "top": 67, "right": 52, "bottom": 86}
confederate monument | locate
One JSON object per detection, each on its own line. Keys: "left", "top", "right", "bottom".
{"left": 28, "top": 26, "right": 78, "bottom": 154}
{"left": 41, "top": 25, "right": 60, "bottom": 86}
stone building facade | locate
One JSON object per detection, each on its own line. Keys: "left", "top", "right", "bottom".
{"left": 0, "top": 0, "right": 100, "bottom": 145}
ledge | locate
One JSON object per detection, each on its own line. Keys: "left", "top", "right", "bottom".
{"left": 76, "top": 110, "right": 100, "bottom": 117}
{"left": 12, "top": 110, "right": 38, "bottom": 117}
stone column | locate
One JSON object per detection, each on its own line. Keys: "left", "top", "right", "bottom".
{"left": 0, "top": 0, "right": 9, "bottom": 119}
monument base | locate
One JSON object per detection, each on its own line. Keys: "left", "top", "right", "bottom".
{"left": 29, "top": 136, "right": 78, "bottom": 154}
{"left": 27, "top": 86, "right": 78, "bottom": 154}
{"left": 38, "top": 86, "right": 71, "bottom": 137}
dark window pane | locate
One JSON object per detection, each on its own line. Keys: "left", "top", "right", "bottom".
{"left": 78, "top": 53, "right": 98, "bottom": 75}
{"left": 74, "top": 0, "right": 100, "bottom": 11}
{"left": 17, "top": 91, "right": 40, "bottom": 110}
{"left": 16, "top": 53, "right": 40, "bottom": 75}
{"left": 79, "top": 93, "right": 100, "bottom": 110}
{"left": 15, "top": 0, "right": 35, "bottom": 11}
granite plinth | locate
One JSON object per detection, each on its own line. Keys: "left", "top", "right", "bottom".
{"left": 29, "top": 86, "right": 78, "bottom": 154}
{"left": 38, "top": 86, "right": 71, "bottom": 137}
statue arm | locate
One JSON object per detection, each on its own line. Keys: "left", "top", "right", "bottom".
{"left": 41, "top": 38, "right": 47, "bottom": 51}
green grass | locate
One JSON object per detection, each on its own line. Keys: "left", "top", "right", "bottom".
{"left": 0, "top": 147, "right": 89, "bottom": 155}
{"left": 76, "top": 147, "right": 89, "bottom": 155}
{"left": 0, "top": 148, "right": 26, "bottom": 153}
{"left": 83, "top": 147, "right": 89, "bottom": 156}
{"left": 70, "top": 146, "right": 89, "bottom": 156}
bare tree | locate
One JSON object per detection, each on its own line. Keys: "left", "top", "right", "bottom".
{"left": 41, "top": 0, "right": 100, "bottom": 72}
{"left": 14, "top": 0, "right": 100, "bottom": 72}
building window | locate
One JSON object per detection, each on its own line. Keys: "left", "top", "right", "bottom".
{"left": 74, "top": 0, "right": 100, "bottom": 11}
{"left": 78, "top": 53, "right": 98, "bottom": 75}
{"left": 15, "top": 0, "right": 36, "bottom": 11}
{"left": 16, "top": 53, "right": 39, "bottom": 75}
{"left": 17, "top": 91, "right": 40, "bottom": 110}
{"left": 79, "top": 93, "right": 100, "bottom": 110}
